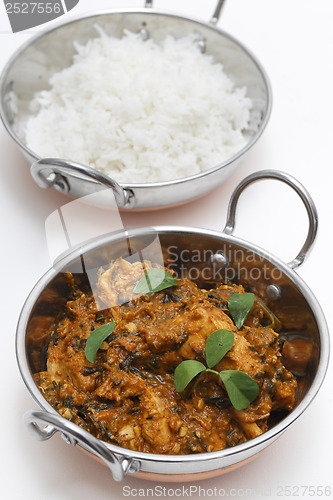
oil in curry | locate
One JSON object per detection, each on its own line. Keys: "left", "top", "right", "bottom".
{"left": 34, "top": 258, "right": 299, "bottom": 455}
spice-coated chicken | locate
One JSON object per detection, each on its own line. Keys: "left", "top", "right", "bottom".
{"left": 35, "top": 259, "right": 297, "bottom": 454}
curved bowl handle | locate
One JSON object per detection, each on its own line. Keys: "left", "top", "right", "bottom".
{"left": 210, "top": 0, "right": 227, "bottom": 25}
{"left": 144, "top": 0, "right": 226, "bottom": 25}
{"left": 24, "top": 410, "right": 140, "bottom": 481}
{"left": 223, "top": 170, "right": 318, "bottom": 270}
{"left": 30, "top": 158, "right": 134, "bottom": 209}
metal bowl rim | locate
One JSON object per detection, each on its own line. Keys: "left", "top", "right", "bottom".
{"left": 15, "top": 225, "right": 330, "bottom": 468}
{"left": 0, "top": 7, "right": 272, "bottom": 189}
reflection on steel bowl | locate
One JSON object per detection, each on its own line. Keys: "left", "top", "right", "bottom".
{"left": 32, "top": 257, "right": 299, "bottom": 455}
{"left": 0, "top": 2, "right": 271, "bottom": 209}
{"left": 16, "top": 172, "right": 329, "bottom": 482}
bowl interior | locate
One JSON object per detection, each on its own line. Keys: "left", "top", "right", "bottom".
{"left": 22, "top": 228, "right": 324, "bottom": 430}
{"left": 1, "top": 10, "right": 270, "bottom": 172}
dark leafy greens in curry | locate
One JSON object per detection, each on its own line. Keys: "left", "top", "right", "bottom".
{"left": 174, "top": 329, "right": 259, "bottom": 411}
{"left": 34, "top": 258, "right": 298, "bottom": 455}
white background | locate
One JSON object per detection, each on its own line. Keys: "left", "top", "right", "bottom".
{"left": 0, "top": 1, "right": 332, "bottom": 499}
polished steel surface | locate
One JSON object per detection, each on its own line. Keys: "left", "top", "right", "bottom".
{"left": 24, "top": 410, "right": 139, "bottom": 481}
{"left": 210, "top": 0, "right": 227, "bottom": 25}
{"left": 0, "top": 2, "right": 272, "bottom": 209}
{"left": 223, "top": 170, "right": 319, "bottom": 269}
{"left": 16, "top": 171, "right": 329, "bottom": 480}
{"left": 30, "top": 158, "right": 135, "bottom": 208}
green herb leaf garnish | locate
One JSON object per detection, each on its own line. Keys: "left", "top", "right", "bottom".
{"left": 173, "top": 328, "right": 259, "bottom": 410}
{"left": 227, "top": 292, "right": 255, "bottom": 330}
{"left": 133, "top": 268, "right": 178, "bottom": 294}
{"left": 219, "top": 370, "right": 260, "bottom": 411}
{"left": 84, "top": 321, "right": 116, "bottom": 363}
{"left": 205, "top": 329, "right": 235, "bottom": 369}
{"left": 174, "top": 360, "right": 206, "bottom": 392}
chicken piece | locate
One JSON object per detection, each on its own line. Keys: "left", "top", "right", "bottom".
{"left": 216, "top": 333, "right": 263, "bottom": 378}
{"left": 117, "top": 424, "right": 136, "bottom": 442}
{"left": 47, "top": 339, "right": 100, "bottom": 393}
{"left": 243, "top": 326, "right": 279, "bottom": 351}
{"left": 132, "top": 299, "right": 236, "bottom": 354}
{"left": 243, "top": 326, "right": 297, "bottom": 411}
{"left": 139, "top": 387, "right": 174, "bottom": 452}
{"left": 232, "top": 392, "right": 271, "bottom": 439}
{"left": 94, "top": 369, "right": 147, "bottom": 402}
{"left": 273, "top": 379, "right": 297, "bottom": 411}
{"left": 176, "top": 303, "right": 236, "bottom": 360}
{"left": 234, "top": 415, "right": 263, "bottom": 439}
{"left": 96, "top": 258, "right": 154, "bottom": 307}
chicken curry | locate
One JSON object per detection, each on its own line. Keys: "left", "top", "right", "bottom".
{"left": 34, "top": 258, "right": 298, "bottom": 455}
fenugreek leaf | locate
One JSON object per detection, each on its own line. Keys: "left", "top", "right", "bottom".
{"left": 228, "top": 292, "right": 255, "bottom": 330}
{"left": 84, "top": 321, "right": 116, "bottom": 363}
{"left": 133, "top": 268, "right": 178, "bottom": 294}
{"left": 205, "top": 329, "right": 235, "bottom": 368}
{"left": 219, "top": 370, "right": 259, "bottom": 411}
{"left": 173, "top": 360, "right": 206, "bottom": 392}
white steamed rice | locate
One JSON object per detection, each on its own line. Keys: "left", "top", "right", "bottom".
{"left": 25, "top": 27, "right": 253, "bottom": 184}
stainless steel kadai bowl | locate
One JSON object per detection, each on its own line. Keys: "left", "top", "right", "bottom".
{"left": 16, "top": 171, "right": 329, "bottom": 482}
{"left": 0, "top": 0, "right": 272, "bottom": 210}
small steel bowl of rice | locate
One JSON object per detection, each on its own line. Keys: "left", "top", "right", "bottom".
{"left": 0, "top": 1, "right": 272, "bottom": 209}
